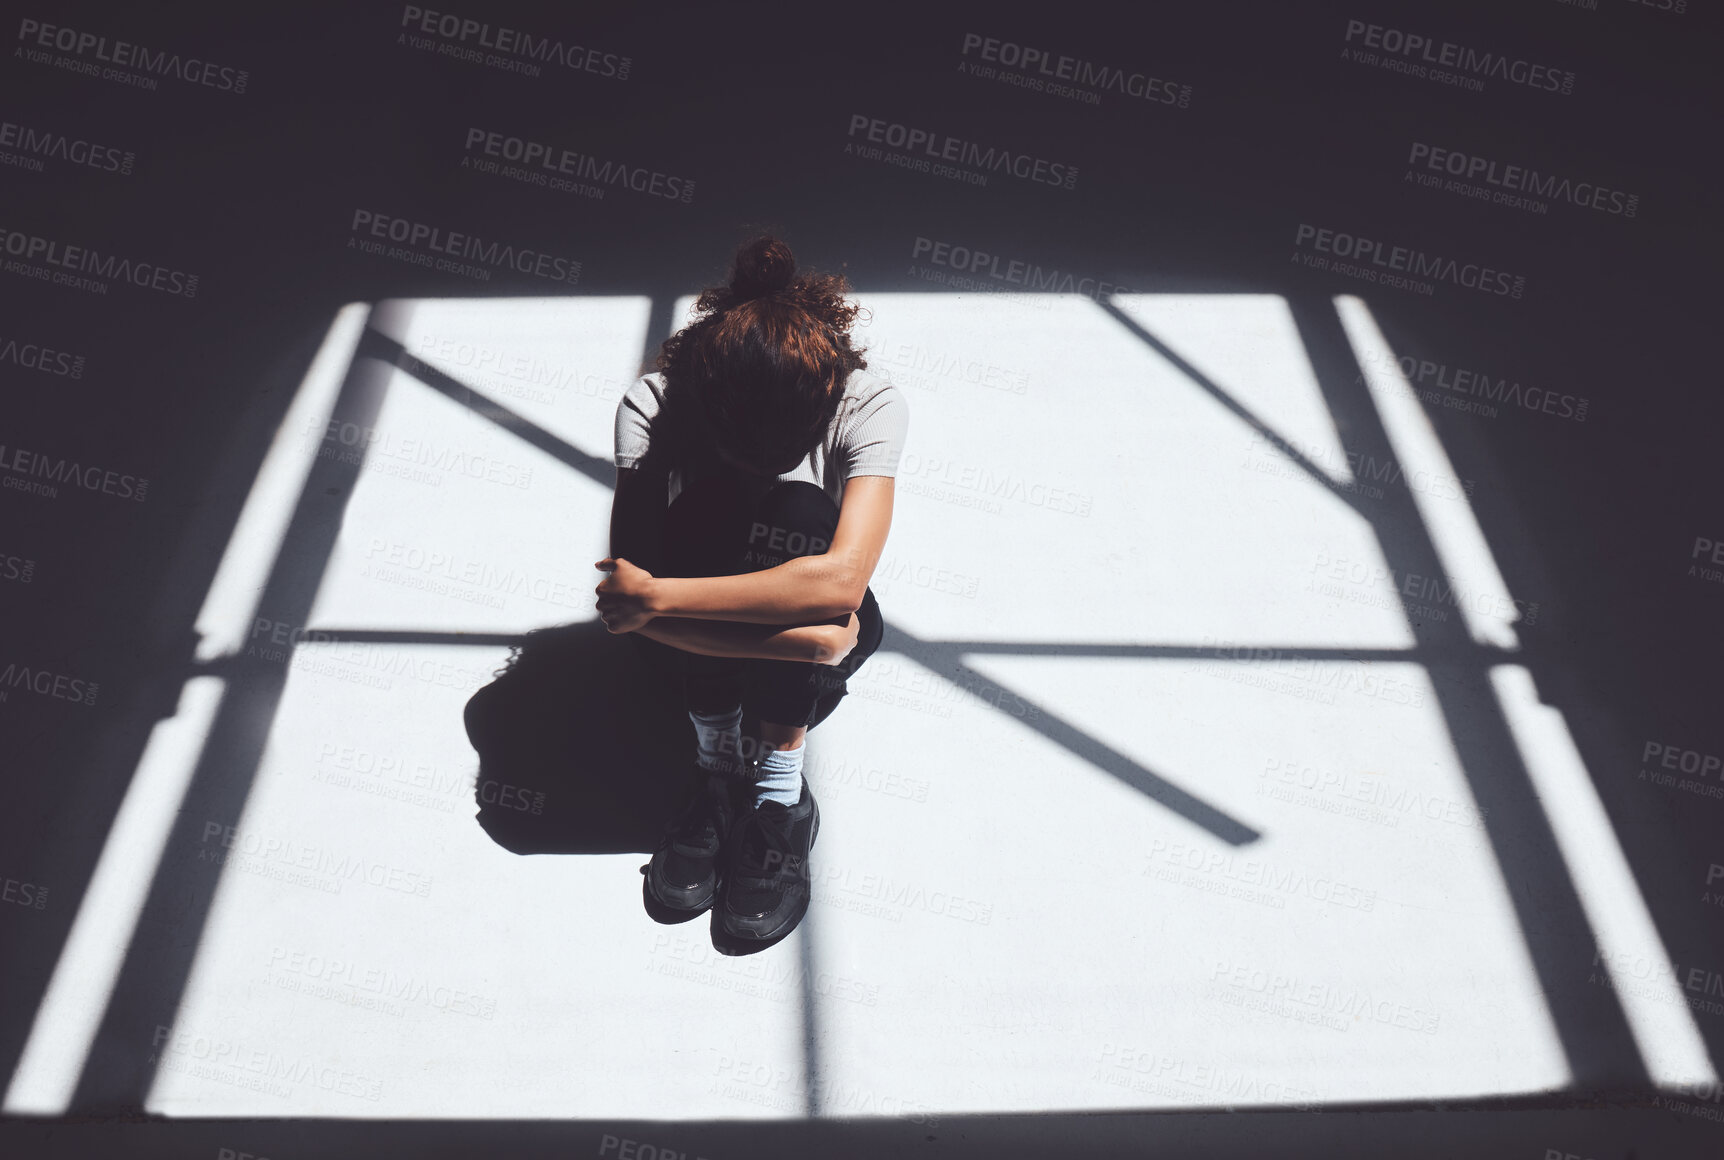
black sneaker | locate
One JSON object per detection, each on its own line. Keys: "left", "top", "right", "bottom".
{"left": 716, "top": 776, "right": 819, "bottom": 946}
{"left": 643, "top": 764, "right": 745, "bottom": 919}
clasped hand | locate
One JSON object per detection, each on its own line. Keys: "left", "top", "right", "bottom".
{"left": 593, "top": 557, "right": 656, "bottom": 633}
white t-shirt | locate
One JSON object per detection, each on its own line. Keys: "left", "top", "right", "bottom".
{"left": 613, "top": 367, "right": 909, "bottom": 509}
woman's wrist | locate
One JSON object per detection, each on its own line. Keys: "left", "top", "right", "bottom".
{"left": 643, "top": 575, "right": 670, "bottom": 616}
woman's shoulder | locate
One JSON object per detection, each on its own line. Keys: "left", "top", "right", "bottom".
{"left": 621, "top": 370, "right": 674, "bottom": 414}
{"left": 831, "top": 366, "right": 909, "bottom": 450}
{"left": 839, "top": 365, "right": 906, "bottom": 411}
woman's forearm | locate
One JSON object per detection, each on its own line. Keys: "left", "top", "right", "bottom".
{"left": 647, "top": 554, "right": 862, "bottom": 623}
{"left": 634, "top": 615, "right": 833, "bottom": 663}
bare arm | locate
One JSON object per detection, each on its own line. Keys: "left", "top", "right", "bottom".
{"left": 635, "top": 613, "right": 860, "bottom": 665}
{"left": 644, "top": 475, "right": 896, "bottom": 623}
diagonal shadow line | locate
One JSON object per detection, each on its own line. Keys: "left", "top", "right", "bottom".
{"left": 1285, "top": 293, "right": 1647, "bottom": 1089}
{"left": 361, "top": 328, "right": 615, "bottom": 488}
{"left": 66, "top": 305, "right": 408, "bottom": 1111}
{"left": 880, "top": 624, "right": 1261, "bottom": 846}
{"left": 1096, "top": 297, "right": 1374, "bottom": 519}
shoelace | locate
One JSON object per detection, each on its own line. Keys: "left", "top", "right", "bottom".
{"left": 732, "top": 806, "right": 795, "bottom": 878}
{"left": 666, "top": 782, "right": 725, "bottom": 849}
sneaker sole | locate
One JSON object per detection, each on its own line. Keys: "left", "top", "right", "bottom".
{"left": 642, "top": 868, "right": 715, "bottom": 924}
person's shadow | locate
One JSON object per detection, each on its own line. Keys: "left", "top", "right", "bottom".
{"left": 464, "top": 616, "right": 847, "bottom": 953}
{"left": 464, "top": 619, "right": 695, "bottom": 855}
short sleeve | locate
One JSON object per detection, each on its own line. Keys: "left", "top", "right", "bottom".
{"left": 613, "top": 376, "right": 662, "bottom": 469}
{"left": 837, "top": 381, "right": 909, "bottom": 479}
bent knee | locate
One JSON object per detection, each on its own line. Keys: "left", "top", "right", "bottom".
{"left": 746, "top": 483, "right": 837, "bottom": 559}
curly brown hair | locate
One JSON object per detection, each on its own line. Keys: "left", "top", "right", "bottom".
{"left": 653, "top": 236, "right": 868, "bottom": 474}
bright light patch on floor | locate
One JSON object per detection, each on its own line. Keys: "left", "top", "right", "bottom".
{"left": 14, "top": 292, "right": 1661, "bottom": 1117}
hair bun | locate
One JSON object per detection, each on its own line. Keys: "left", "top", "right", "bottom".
{"left": 729, "top": 236, "right": 796, "bottom": 299}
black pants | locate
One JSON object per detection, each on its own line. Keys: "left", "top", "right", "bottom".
{"left": 629, "top": 469, "right": 885, "bottom": 731}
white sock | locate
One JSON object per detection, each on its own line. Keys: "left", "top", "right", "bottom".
{"left": 754, "top": 742, "right": 804, "bottom": 806}
{"left": 688, "top": 706, "right": 744, "bottom": 775}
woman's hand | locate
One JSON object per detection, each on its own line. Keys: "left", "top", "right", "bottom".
{"left": 593, "top": 557, "right": 658, "bottom": 633}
